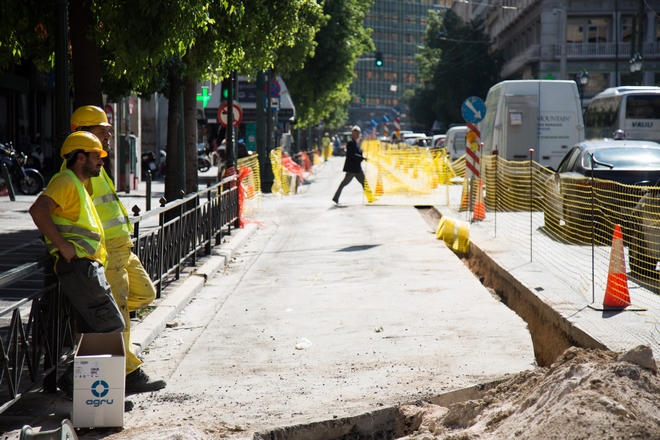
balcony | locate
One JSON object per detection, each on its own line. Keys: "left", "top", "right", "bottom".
{"left": 554, "top": 42, "right": 660, "bottom": 59}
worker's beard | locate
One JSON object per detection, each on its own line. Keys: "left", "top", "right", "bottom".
{"left": 82, "top": 156, "right": 102, "bottom": 179}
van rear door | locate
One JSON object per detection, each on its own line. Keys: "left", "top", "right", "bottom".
{"left": 503, "top": 94, "right": 538, "bottom": 161}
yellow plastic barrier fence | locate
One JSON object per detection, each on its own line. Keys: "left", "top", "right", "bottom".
{"left": 358, "top": 140, "right": 465, "bottom": 206}
{"left": 237, "top": 154, "right": 262, "bottom": 216}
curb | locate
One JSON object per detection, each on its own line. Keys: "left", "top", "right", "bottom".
{"left": 130, "top": 223, "right": 259, "bottom": 355}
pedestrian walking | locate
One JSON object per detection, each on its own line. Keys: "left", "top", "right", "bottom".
{"left": 332, "top": 126, "right": 367, "bottom": 204}
{"left": 70, "top": 105, "right": 166, "bottom": 395}
{"left": 29, "top": 131, "right": 125, "bottom": 398}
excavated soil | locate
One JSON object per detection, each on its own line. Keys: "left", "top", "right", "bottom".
{"left": 394, "top": 345, "right": 660, "bottom": 440}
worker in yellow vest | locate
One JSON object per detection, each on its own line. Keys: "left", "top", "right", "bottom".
{"left": 322, "top": 132, "right": 331, "bottom": 162}
{"left": 70, "top": 105, "right": 166, "bottom": 395}
{"left": 29, "top": 132, "right": 125, "bottom": 398}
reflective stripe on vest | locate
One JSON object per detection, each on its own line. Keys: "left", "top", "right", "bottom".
{"left": 91, "top": 168, "right": 132, "bottom": 240}
{"left": 45, "top": 169, "right": 106, "bottom": 263}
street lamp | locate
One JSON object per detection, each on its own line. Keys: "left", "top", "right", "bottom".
{"left": 575, "top": 69, "right": 589, "bottom": 114}
{"left": 629, "top": 52, "right": 643, "bottom": 85}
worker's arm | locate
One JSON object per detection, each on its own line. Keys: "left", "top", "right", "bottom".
{"left": 29, "top": 195, "right": 76, "bottom": 262}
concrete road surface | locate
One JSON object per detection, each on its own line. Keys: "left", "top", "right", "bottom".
{"left": 121, "top": 158, "right": 535, "bottom": 435}
{"left": 1, "top": 157, "right": 535, "bottom": 438}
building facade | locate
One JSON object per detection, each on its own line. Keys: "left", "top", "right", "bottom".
{"left": 348, "top": 0, "right": 452, "bottom": 134}
{"left": 454, "top": 0, "right": 660, "bottom": 109}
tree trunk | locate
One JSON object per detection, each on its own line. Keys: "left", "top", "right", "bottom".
{"left": 183, "top": 76, "right": 198, "bottom": 195}
{"left": 68, "top": 0, "right": 103, "bottom": 108}
{"left": 165, "top": 68, "right": 182, "bottom": 203}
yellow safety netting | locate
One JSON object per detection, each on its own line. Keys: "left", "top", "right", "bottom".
{"left": 237, "top": 154, "right": 262, "bottom": 216}
{"left": 269, "top": 147, "right": 303, "bottom": 195}
{"left": 360, "top": 140, "right": 466, "bottom": 205}
{"left": 447, "top": 155, "right": 660, "bottom": 345}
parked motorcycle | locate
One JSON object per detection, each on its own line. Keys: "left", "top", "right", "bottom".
{"left": 197, "top": 143, "right": 212, "bottom": 172}
{"left": 0, "top": 142, "right": 45, "bottom": 195}
{"left": 141, "top": 150, "right": 159, "bottom": 179}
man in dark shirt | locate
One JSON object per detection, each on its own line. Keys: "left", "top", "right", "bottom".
{"left": 332, "top": 126, "right": 367, "bottom": 204}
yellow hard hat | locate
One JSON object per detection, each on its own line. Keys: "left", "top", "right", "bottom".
{"left": 60, "top": 131, "right": 108, "bottom": 159}
{"left": 70, "top": 105, "right": 111, "bottom": 131}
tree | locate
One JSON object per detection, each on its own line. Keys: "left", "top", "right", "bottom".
{"left": 281, "top": 0, "right": 374, "bottom": 129}
{"left": 180, "top": 0, "right": 324, "bottom": 194}
{"left": 407, "top": 10, "right": 504, "bottom": 132}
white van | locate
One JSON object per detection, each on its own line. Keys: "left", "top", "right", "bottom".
{"left": 445, "top": 126, "right": 467, "bottom": 160}
{"left": 478, "top": 80, "right": 584, "bottom": 170}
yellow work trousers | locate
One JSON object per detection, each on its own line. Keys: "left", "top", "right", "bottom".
{"left": 104, "top": 242, "right": 156, "bottom": 375}
{"left": 323, "top": 144, "right": 332, "bottom": 162}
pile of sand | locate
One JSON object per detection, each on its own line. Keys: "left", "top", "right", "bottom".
{"left": 396, "top": 345, "right": 660, "bottom": 439}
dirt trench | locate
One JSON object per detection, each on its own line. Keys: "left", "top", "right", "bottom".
{"left": 415, "top": 206, "right": 606, "bottom": 368}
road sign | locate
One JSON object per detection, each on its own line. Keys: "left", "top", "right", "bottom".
{"left": 461, "top": 96, "right": 486, "bottom": 124}
{"left": 218, "top": 102, "right": 243, "bottom": 127}
{"left": 370, "top": 118, "right": 379, "bottom": 127}
{"left": 382, "top": 114, "right": 390, "bottom": 123}
{"left": 104, "top": 104, "right": 114, "bottom": 125}
{"left": 265, "top": 79, "right": 281, "bottom": 97}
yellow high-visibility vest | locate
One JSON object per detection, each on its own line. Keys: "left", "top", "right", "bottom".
{"left": 45, "top": 169, "right": 106, "bottom": 265}
{"left": 90, "top": 168, "right": 132, "bottom": 240}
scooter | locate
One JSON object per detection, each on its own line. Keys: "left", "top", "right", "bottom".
{"left": 0, "top": 142, "right": 45, "bottom": 195}
{"left": 141, "top": 150, "right": 159, "bottom": 179}
{"left": 197, "top": 143, "right": 212, "bottom": 172}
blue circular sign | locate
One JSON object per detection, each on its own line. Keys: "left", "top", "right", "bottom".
{"left": 461, "top": 96, "right": 487, "bottom": 124}
{"left": 370, "top": 118, "right": 379, "bottom": 127}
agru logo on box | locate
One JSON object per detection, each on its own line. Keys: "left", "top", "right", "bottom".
{"left": 86, "top": 380, "right": 115, "bottom": 407}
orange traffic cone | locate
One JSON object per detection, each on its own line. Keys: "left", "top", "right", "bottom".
{"left": 375, "top": 166, "right": 384, "bottom": 196}
{"left": 472, "top": 179, "right": 486, "bottom": 221}
{"left": 602, "top": 224, "right": 631, "bottom": 309}
{"left": 459, "top": 178, "right": 469, "bottom": 212}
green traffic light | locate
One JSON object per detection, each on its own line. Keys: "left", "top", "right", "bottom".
{"left": 376, "top": 60, "right": 382, "bottom": 67}
{"left": 375, "top": 51, "right": 383, "bottom": 67}
{"left": 222, "top": 88, "right": 229, "bottom": 99}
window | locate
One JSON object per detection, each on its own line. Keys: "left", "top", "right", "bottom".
{"left": 567, "top": 18, "right": 584, "bottom": 43}
{"left": 587, "top": 18, "right": 609, "bottom": 43}
{"left": 567, "top": 17, "right": 610, "bottom": 43}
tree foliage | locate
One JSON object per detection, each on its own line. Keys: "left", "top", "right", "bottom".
{"left": 407, "top": 10, "right": 504, "bottom": 132}
{"left": 0, "top": 0, "right": 55, "bottom": 72}
{"left": 281, "top": 0, "right": 374, "bottom": 129}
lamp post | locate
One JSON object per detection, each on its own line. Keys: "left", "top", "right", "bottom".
{"left": 575, "top": 69, "right": 589, "bottom": 114}
{"left": 630, "top": 52, "right": 643, "bottom": 85}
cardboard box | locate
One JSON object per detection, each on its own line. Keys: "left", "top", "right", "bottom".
{"left": 72, "top": 333, "right": 125, "bottom": 428}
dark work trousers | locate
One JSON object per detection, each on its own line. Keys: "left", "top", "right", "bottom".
{"left": 333, "top": 171, "right": 365, "bottom": 203}
{"left": 56, "top": 258, "right": 125, "bottom": 334}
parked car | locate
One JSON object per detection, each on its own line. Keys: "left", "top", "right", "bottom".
{"left": 431, "top": 134, "right": 446, "bottom": 149}
{"left": 543, "top": 139, "right": 660, "bottom": 243}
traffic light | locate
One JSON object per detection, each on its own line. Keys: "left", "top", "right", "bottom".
{"left": 375, "top": 52, "right": 383, "bottom": 67}
{"left": 360, "top": 96, "right": 366, "bottom": 104}
{"left": 222, "top": 88, "right": 229, "bottom": 100}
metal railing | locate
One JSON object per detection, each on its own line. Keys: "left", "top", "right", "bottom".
{"left": 0, "top": 175, "right": 239, "bottom": 413}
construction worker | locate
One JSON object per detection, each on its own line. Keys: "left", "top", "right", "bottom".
{"left": 29, "top": 131, "right": 125, "bottom": 398}
{"left": 70, "top": 105, "right": 166, "bottom": 395}
{"left": 322, "top": 132, "right": 331, "bottom": 162}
